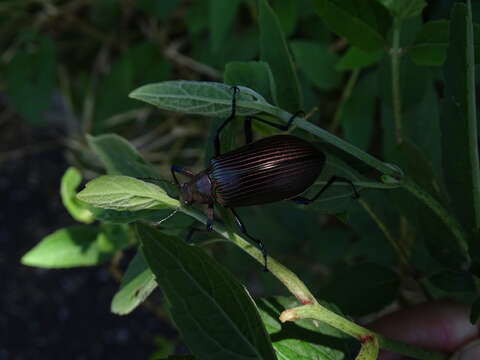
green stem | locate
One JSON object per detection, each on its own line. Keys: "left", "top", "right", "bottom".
{"left": 281, "top": 304, "right": 448, "bottom": 360}
{"left": 330, "top": 69, "right": 360, "bottom": 132}
{"left": 391, "top": 17, "right": 403, "bottom": 144}
{"left": 402, "top": 178, "right": 470, "bottom": 263}
{"left": 466, "top": 0, "right": 480, "bottom": 229}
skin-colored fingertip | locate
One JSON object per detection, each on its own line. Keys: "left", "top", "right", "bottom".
{"left": 279, "top": 309, "right": 298, "bottom": 323}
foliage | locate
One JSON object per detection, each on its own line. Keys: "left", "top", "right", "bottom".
{"left": 6, "top": 0, "right": 479, "bottom": 359}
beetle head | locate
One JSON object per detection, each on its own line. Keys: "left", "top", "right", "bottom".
{"left": 179, "top": 182, "right": 194, "bottom": 205}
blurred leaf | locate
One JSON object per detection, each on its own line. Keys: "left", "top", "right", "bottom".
{"left": 21, "top": 225, "right": 123, "bottom": 268}
{"left": 271, "top": 0, "right": 299, "bottom": 36}
{"left": 312, "top": 0, "right": 391, "bottom": 51}
{"left": 429, "top": 270, "right": 477, "bottom": 293}
{"left": 290, "top": 41, "right": 342, "bottom": 90}
{"left": 409, "top": 20, "right": 449, "bottom": 66}
{"left": 136, "top": 0, "right": 181, "bottom": 20}
{"left": 336, "top": 47, "right": 384, "bottom": 71}
{"left": 6, "top": 33, "right": 56, "bottom": 126}
{"left": 77, "top": 176, "right": 178, "bottom": 211}
{"left": 322, "top": 263, "right": 400, "bottom": 316}
{"left": 111, "top": 250, "right": 157, "bottom": 315}
{"left": 470, "top": 296, "right": 480, "bottom": 324}
{"left": 138, "top": 224, "right": 276, "bottom": 360}
{"left": 259, "top": 0, "right": 302, "bottom": 112}
{"left": 209, "top": 0, "right": 241, "bottom": 53}
{"left": 441, "top": 3, "right": 478, "bottom": 234}
{"left": 377, "top": 0, "right": 426, "bottom": 20}
{"left": 224, "top": 61, "right": 277, "bottom": 105}
{"left": 256, "top": 297, "right": 356, "bottom": 359}
{"left": 130, "top": 81, "right": 269, "bottom": 117}
{"left": 341, "top": 71, "right": 376, "bottom": 150}
{"left": 61, "top": 167, "right": 94, "bottom": 223}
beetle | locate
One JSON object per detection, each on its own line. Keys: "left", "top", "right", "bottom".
{"left": 170, "top": 87, "right": 358, "bottom": 270}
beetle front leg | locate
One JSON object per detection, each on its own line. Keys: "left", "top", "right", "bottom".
{"left": 170, "top": 165, "right": 194, "bottom": 185}
{"left": 214, "top": 86, "right": 239, "bottom": 157}
{"left": 230, "top": 208, "right": 268, "bottom": 271}
{"left": 292, "top": 175, "right": 359, "bottom": 205}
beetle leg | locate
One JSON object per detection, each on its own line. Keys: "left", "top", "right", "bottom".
{"left": 292, "top": 175, "right": 359, "bottom": 205}
{"left": 230, "top": 208, "right": 268, "bottom": 271}
{"left": 206, "top": 203, "right": 214, "bottom": 230}
{"left": 171, "top": 165, "right": 194, "bottom": 185}
{"left": 214, "top": 86, "right": 240, "bottom": 156}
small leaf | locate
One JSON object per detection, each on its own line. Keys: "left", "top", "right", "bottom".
{"left": 259, "top": 0, "right": 302, "bottom": 112}
{"left": 377, "top": 0, "right": 426, "bottom": 20}
{"left": 129, "top": 81, "right": 268, "bottom": 117}
{"left": 77, "top": 176, "right": 179, "bottom": 211}
{"left": 313, "top": 0, "right": 391, "bottom": 51}
{"left": 60, "top": 167, "right": 94, "bottom": 223}
{"left": 111, "top": 250, "right": 157, "bottom": 315}
{"left": 336, "top": 47, "right": 384, "bottom": 71}
{"left": 21, "top": 226, "right": 114, "bottom": 268}
{"left": 290, "top": 41, "right": 342, "bottom": 90}
{"left": 429, "top": 270, "right": 477, "bottom": 294}
{"left": 224, "top": 61, "right": 277, "bottom": 105}
{"left": 138, "top": 224, "right": 276, "bottom": 360}
{"left": 409, "top": 20, "right": 449, "bottom": 66}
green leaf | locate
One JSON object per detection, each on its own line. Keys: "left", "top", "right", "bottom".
{"left": 377, "top": 0, "right": 426, "bottom": 20}
{"left": 224, "top": 61, "right": 277, "bottom": 105}
{"left": 130, "top": 81, "right": 268, "bottom": 117}
{"left": 409, "top": 20, "right": 449, "bottom": 66}
{"left": 138, "top": 224, "right": 276, "bottom": 360}
{"left": 256, "top": 297, "right": 355, "bottom": 360}
{"left": 209, "top": 0, "right": 241, "bottom": 53}
{"left": 429, "top": 270, "right": 477, "bottom": 294}
{"left": 312, "top": 0, "right": 391, "bottom": 51}
{"left": 271, "top": 0, "right": 299, "bottom": 36}
{"left": 323, "top": 263, "right": 400, "bottom": 316}
{"left": 21, "top": 225, "right": 119, "bottom": 268}
{"left": 290, "top": 41, "right": 342, "bottom": 90}
{"left": 61, "top": 167, "right": 94, "bottom": 223}
{"left": 336, "top": 47, "right": 384, "bottom": 71}
{"left": 6, "top": 33, "right": 56, "bottom": 126}
{"left": 111, "top": 250, "right": 157, "bottom": 315}
{"left": 259, "top": 0, "right": 302, "bottom": 112}
{"left": 441, "top": 3, "right": 478, "bottom": 234}
{"left": 77, "top": 176, "right": 179, "bottom": 211}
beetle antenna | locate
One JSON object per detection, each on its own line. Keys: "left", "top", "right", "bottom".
{"left": 154, "top": 206, "right": 180, "bottom": 226}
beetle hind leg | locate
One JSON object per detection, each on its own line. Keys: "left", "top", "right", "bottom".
{"left": 292, "top": 175, "right": 359, "bottom": 205}
{"left": 230, "top": 208, "right": 268, "bottom": 272}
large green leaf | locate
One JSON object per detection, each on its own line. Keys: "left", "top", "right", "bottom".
{"left": 111, "top": 250, "right": 157, "bottom": 315}
{"left": 21, "top": 225, "right": 126, "bottom": 268}
{"left": 322, "top": 263, "right": 399, "bottom": 316}
{"left": 313, "top": 0, "right": 391, "bottom": 51}
{"left": 138, "top": 224, "right": 276, "bottom": 360}
{"left": 130, "top": 81, "right": 269, "bottom": 117}
{"left": 335, "top": 47, "right": 384, "bottom": 71}
{"left": 6, "top": 33, "right": 56, "bottom": 126}
{"left": 441, "top": 3, "right": 479, "bottom": 235}
{"left": 259, "top": 0, "right": 302, "bottom": 112}
{"left": 257, "top": 297, "right": 356, "bottom": 360}
{"left": 209, "top": 0, "right": 241, "bottom": 53}
{"left": 60, "top": 167, "right": 94, "bottom": 223}
{"left": 290, "top": 41, "right": 342, "bottom": 90}
{"left": 77, "top": 176, "right": 178, "bottom": 211}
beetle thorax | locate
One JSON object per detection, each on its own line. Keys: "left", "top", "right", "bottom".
{"left": 179, "top": 172, "right": 213, "bottom": 205}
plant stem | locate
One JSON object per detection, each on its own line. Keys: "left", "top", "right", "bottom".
{"left": 330, "top": 69, "right": 360, "bottom": 132}
{"left": 391, "top": 17, "right": 403, "bottom": 144}
{"left": 178, "top": 205, "right": 449, "bottom": 360}
{"left": 466, "top": 0, "right": 480, "bottom": 229}
{"left": 402, "top": 178, "right": 470, "bottom": 263}
{"left": 281, "top": 304, "right": 448, "bottom": 360}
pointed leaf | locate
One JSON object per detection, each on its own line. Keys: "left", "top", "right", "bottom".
{"left": 60, "top": 167, "right": 94, "bottom": 223}
{"left": 138, "top": 224, "right": 276, "bottom": 360}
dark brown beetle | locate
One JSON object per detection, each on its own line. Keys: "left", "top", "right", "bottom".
{"left": 170, "top": 87, "right": 357, "bottom": 269}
